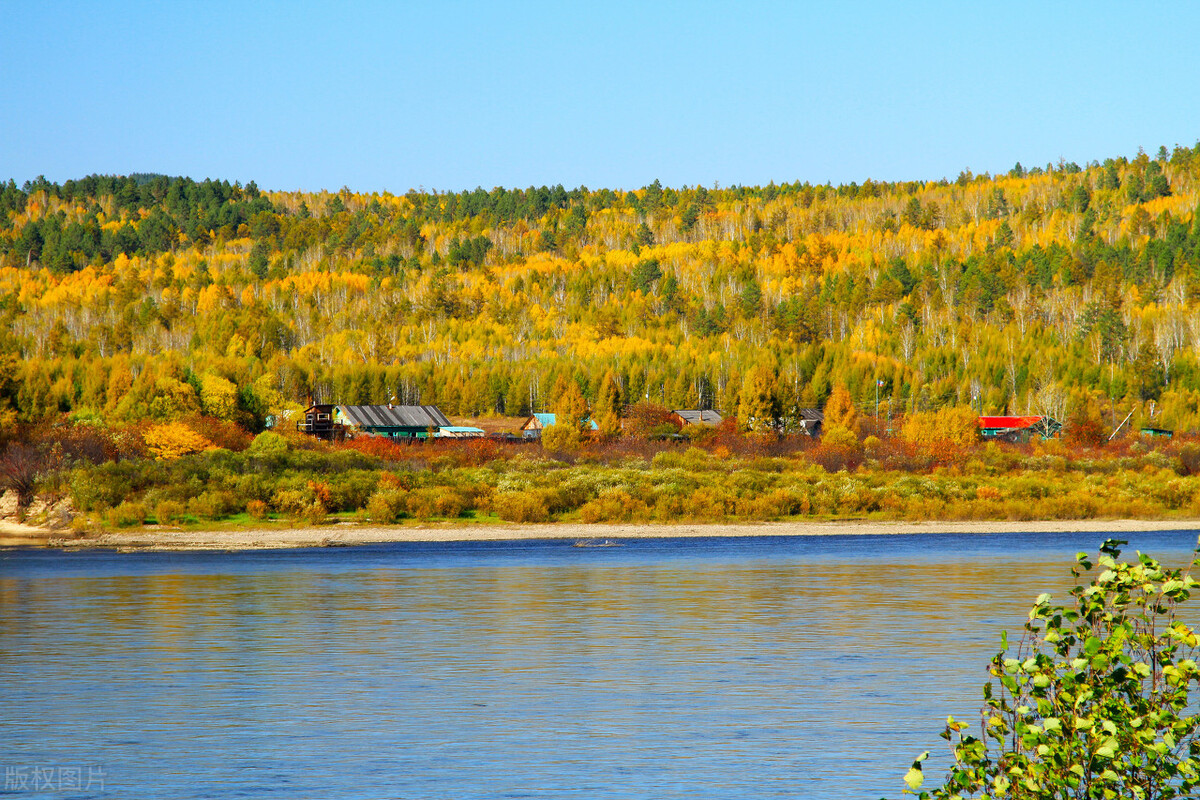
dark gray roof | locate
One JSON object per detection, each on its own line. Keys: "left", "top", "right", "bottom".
{"left": 337, "top": 404, "right": 451, "bottom": 429}
{"left": 798, "top": 408, "right": 824, "bottom": 422}
{"left": 673, "top": 409, "right": 723, "bottom": 425}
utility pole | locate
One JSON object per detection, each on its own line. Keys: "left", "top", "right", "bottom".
{"left": 875, "top": 379, "right": 880, "bottom": 429}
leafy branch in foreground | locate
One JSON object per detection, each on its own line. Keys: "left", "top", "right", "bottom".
{"left": 899, "top": 538, "right": 1200, "bottom": 799}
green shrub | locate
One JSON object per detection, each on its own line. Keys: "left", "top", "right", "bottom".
{"left": 428, "top": 454, "right": 456, "bottom": 473}
{"left": 232, "top": 473, "right": 271, "bottom": 504}
{"left": 681, "top": 487, "right": 730, "bottom": 520}
{"left": 1154, "top": 478, "right": 1197, "bottom": 511}
{"left": 188, "top": 490, "right": 239, "bottom": 520}
{"left": 1007, "top": 475, "right": 1052, "bottom": 500}
{"left": 299, "top": 501, "right": 327, "bottom": 525}
{"left": 104, "top": 501, "right": 147, "bottom": 528}
{"left": 578, "top": 489, "right": 649, "bottom": 523}
{"left": 650, "top": 451, "right": 685, "bottom": 470}
{"left": 653, "top": 491, "right": 688, "bottom": 520}
{"left": 493, "top": 492, "right": 551, "bottom": 523}
{"left": 70, "top": 463, "right": 134, "bottom": 511}
{"left": 154, "top": 499, "right": 186, "bottom": 525}
{"left": 836, "top": 483, "right": 881, "bottom": 514}
{"left": 325, "top": 470, "right": 378, "bottom": 511}
{"left": 271, "top": 488, "right": 311, "bottom": 515}
{"left": 897, "top": 540, "right": 1200, "bottom": 799}
{"left": 365, "top": 489, "right": 408, "bottom": 524}
{"left": 1137, "top": 448, "right": 1176, "bottom": 472}
{"left": 734, "top": 487, "right": 808, "bottom": 518}
{"left": 247, "top": 431, "right": 289, "bottom": 456}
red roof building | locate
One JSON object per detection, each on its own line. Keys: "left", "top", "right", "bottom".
{"left": 978, "top": 415, "right": 1062, "bottom": 441}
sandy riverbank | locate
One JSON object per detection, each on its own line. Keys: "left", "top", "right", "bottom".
{"left": 0, "top": 519, "right": 60, "bottom": 547}
{"left": 2, "top": 518, "right": 1197, "bottom": 551}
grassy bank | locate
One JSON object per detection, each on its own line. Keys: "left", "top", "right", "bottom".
{"left": 22, "top": 423, "right": 1200, "bottom": 534}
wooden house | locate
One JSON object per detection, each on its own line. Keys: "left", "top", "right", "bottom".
{"left": 978, "top": 415, "right": 1062, "bottom": 443}
{"left": 296, "top": 403, "right": 345, "bottom": 441}
{"left": 671, "top": 409, "right": 723, "bottom": 427}
{"left": 298, "top": 403, "right": 451, "bottom": 441}
{"left": 520, "top": 413, "right": 599, "bottom": 439}
{"left": 337, "top": 404, "right": 451, "bottom": 439}
{"left": 797, "top": 408, "right": 823, "bottom": 437}
{"left": 521, "top": 413, "right": 556, "bottom": 439}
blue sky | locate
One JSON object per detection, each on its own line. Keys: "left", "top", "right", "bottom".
{"left": 3, "top": 2, "right": 1198, "bottom": 193}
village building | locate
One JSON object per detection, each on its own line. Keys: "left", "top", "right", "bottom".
{"left": 295, "top": 403, "right": 343, "bottom": 440}
{"left": 436, "top": 426, "right": 486, "bottom": 439}
{"left": 978, "top": 415, "right": 1062, "bottom": 443}
{"left": 297, "top": 403, "right": 451, "bottom": 441}
{"left": 796, "top": 408, "right": 824, "bottom": 437}
{"left": 671, "top": 409, "right": 723, "bottom": 427}
{"left": 520, "top": 413, "right": 599, "bottom": 439}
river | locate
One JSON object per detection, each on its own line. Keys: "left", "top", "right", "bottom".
{"left": 2, "top": 530, "right": 1197, "bottom": 798}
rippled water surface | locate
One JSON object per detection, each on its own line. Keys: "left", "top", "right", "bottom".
{"left": 2, "top": 531, "right": 1198, "bottom": 799}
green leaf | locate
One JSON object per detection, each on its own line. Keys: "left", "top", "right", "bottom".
{"left": 1100, "top": 538, "right": 1127, "bottom": 557}
{"left": 903, "top": 752, "right": 928, "bottom": 791}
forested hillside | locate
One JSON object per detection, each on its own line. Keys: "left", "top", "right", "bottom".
{"left": 3, "top": 145, "right": 1200, "bottom": 434}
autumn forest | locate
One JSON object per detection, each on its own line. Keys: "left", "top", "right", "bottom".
{"left": 5, "top": 148, "right": 1200, "bottom": 431}
{"left": 5, "top": 145, "right": 1200, "bottom": 528}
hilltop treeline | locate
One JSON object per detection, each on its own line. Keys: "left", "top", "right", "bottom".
{"left": 2, "top": 144, "right": 1200, "bottom": 434}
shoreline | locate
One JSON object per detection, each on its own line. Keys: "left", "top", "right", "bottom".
{"left": 3, "top": 517, "right": 1198, "bottom": 552}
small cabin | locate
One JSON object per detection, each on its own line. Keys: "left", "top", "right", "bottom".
{"left": 978, "top": 415, "right": 1062, "bottom": 443}
{"left": 797, "top": 408, "right": 824, "bottom": 437}
{"left": 520, "top": 413, "right": 599, "bottom": 439}
{"left": 521, "top": 413, "right": 557, "bottom": 439}
{"left": 672, "top": 409, "right": 723, "bottom": 427}
{"left": 296, "top": 403, "right": 345, "bottom": 441}
{"left": 1139, "top": 427, "right": 1174, "bottom": 439}
{"left": 436, "top": 426, "right": 486, "bottom": 439}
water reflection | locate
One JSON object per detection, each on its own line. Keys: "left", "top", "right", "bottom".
{"left": 1, "top": 531, "right": 1196, "bottom": 799}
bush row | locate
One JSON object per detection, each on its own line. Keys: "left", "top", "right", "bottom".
{"left": 59, "top": 435, "right": 1200, "bottom": 528}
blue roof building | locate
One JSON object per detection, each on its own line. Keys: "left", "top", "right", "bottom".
{"left": 520, "top": 413, "right": 599, "bottom": 438}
